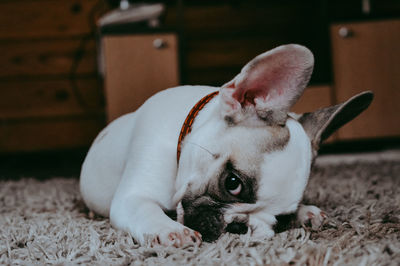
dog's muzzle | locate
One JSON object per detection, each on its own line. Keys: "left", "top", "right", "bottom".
{"left": 177, "top": 199, "right": 248, "bottom": 242}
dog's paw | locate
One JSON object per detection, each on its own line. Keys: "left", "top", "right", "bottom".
{"left": 150, "top": 226, "right": 202, "bottom": 248}
{"left": 248, "top": 212, "right": 276, "bottom": 240}
{"left": 297, "top": 205, "right": 327, "bottom": 230}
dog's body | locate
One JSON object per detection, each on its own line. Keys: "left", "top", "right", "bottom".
{"left": 80, "top": 45, "right": 373, "bottom": 246}
{"left": 81, "top": 86, "right": 215, "bottom": 217}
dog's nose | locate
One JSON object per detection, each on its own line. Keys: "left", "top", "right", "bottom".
{"left": 225, "top": 222, "right": 248, "bottom": 234}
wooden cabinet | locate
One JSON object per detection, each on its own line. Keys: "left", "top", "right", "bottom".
{"left": 330, "top": 19, "right": 400, "bottom": 140}
{"left": 102, "top": 33, "right": 179, "bottom": 122}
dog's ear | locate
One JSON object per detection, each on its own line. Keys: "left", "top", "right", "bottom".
{"left": 297, "top": 91, "right": 373, "bottom": 154}
{"left": 220, "top": 44, "right": 314, "bottom": 125}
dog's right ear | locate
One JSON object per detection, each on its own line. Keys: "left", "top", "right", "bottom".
{"left": 297, "top": 91, "right": 373, "bottom": 156}
{"left": 220, "top": 44, "right": 314, "bottom": 126}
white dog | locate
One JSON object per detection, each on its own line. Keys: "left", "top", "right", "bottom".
{"left": 80, "top": 44, "right": 373, "bottom": 246}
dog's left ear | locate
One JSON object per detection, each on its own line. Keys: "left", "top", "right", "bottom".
{"left": 297, "top": 91, "right": 374, "bottom": 155}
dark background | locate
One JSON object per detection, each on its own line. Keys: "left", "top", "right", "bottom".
{"left": 0, "top": 0, "right": 399, "bottom": 178}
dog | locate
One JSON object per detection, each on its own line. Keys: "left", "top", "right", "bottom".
{"left": 80, "top": 44, "right": 373, "bottom": 247}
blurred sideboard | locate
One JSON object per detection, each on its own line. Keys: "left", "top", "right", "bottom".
{"left": 0, "top": 0, "right": 399, "bottom": 152}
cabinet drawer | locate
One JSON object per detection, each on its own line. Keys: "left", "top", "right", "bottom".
{"left": 103, "top": 33, "right": 179, "bottom": 122}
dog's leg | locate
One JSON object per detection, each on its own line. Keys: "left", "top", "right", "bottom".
{"left": 224, "top": 203, "right": 276, "bottom": 239}
{"left": 110, "top": 195, "right": 201, "bottom": 247}
{"left": 248, "top": 212, "right": 276, "bottom": 239}
{"left": 297, "top": 204, "right": 327, "bottom": 230}
{"left": 109, "top": 155, "right": 202, "bottom": 247}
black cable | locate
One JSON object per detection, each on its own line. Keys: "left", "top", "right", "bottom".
{"left": 68, "top": 0, "right": 107, "bottom": 110}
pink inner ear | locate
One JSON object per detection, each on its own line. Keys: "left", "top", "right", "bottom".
{"left": 231, "top": 63, "right": 292, "bottom": 107}
{"left": 232, "top": 87, "right": 267, "bottom": 106}
{"left": 223, "top": 45, "right": 314, "bottom": 111}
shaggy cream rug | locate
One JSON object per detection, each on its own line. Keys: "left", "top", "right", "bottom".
{"left": 1, "top": 150, "right": 399, "bottom": 265}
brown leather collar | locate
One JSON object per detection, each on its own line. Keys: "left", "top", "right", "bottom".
{"left": 177, "top": 91, "right": 219, "bottom": 163}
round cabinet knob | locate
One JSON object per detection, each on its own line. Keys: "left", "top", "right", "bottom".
{"left": 153, "top": 38, "right": 167, "bottom": 49}
{"left": 338, "top": 27, "right": 354, "bottom": 38}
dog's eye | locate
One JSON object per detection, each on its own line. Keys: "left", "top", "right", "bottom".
{"left": 225, "top": 173, "right": 242, "bottom": 196}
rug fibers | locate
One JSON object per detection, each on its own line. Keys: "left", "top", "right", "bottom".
{"left": 0, "top": 150, "right": 399, "bottom": 265}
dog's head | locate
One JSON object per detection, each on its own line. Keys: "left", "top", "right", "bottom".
{"left": 174, "top": 44, "right": 373, "bottom": 242}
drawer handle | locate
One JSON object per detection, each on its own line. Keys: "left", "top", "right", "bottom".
{"left": 338, "top": 27, "right": 354, "bottom": 38}
{"left": 153, "top": 38, "right": 167, "bottom": 49}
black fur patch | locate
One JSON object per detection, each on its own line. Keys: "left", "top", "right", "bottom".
{"left": 219, "top": 160, "right": 257, "bottom": 204}
{"left": 274, "top": 213, "right": 298, "bottom": 233}
{"left": 225, "top": 222, "right": 248, "bottom": 234}
{"left": 224, "top": 116, "right": 235, "bottom": 126}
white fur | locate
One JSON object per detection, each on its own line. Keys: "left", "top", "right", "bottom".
{"left": 249, "top": 119, "right": 312, "bottom": 238}
{"left": 256, "top": 119, "right": 312, "bottom": 215}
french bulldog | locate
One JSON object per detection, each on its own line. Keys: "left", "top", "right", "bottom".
{"left": 80, "top": 44, "right": 373, "bottom": 247}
